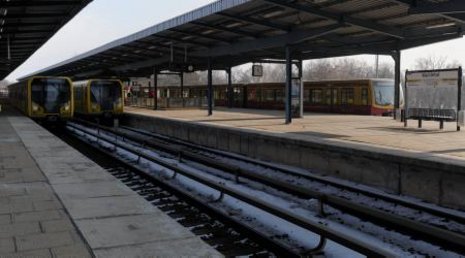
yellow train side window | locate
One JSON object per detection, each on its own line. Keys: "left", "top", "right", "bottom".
{"left": 361, "top": 88, "right": 369, "bottom": 105}
{"left": 341, "top": 88, "right": 354, "bottom": 105}
{"left": 310, "top": 89, "right": 323, "bottom": 104}
{"left": 332, "top": 89, "right": 338, "bottom": 105}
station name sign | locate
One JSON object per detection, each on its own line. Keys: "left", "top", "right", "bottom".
{"left": 404, "top": 67, "right": 463, "bottom": 131}
{"left": 406, "top": 70, "right": 459, "bottom": 88}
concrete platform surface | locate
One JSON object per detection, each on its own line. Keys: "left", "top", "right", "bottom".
{"left": 125, "top": 107, "right": 465, "bottom": 161}
{"left": 0, "top": 106, "right": 221, "bottom": 257}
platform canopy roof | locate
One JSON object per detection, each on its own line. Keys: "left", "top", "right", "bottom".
{"left": 0, "top": 0, "right": 93, "bottom": 80}
{"left": 22, "top": 0, "right": 465, "bottom": 79}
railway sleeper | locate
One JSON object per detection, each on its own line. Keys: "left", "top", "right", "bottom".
{"left": 203, "top": 234, "right": 245, "bottom": 246}
{"left": 167, "top": 211, "right": 190, "bottom": 219}
{"left": 132, "top": 185, "right": 158, "bottom": 192}
{"left": 192, "top": 224, "right": 227, "bottom": 235}
{"left": 153, "top": 201, "right": 182, "bottom": 209}
{"left": 217, "top": 243, "right": 264, "bottom": 257}
{"left": 148, "top": 193, "right": 174, "bottom": 201}
{"left": 143, "top": 191, "right": 171, "bottom": 201}
{"left": 126, "top": 180, "right": 144, "bottom": 187}
{"left": 178, "top": 216, "right": 212, "bottom": 227}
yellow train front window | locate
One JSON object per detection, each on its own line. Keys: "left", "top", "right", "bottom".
{"left": 373, "top": 81, "right": 394, "bottom": 106}
{"left": 31, "top": 78, "right": 70, "bottom": 113}
{"left": 90, "top": 81, "right": 122, "bottom": 111}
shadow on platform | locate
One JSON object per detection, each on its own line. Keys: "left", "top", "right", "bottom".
{"left": 287, "top": 131, "right": 348, "bottom": 139}
{"left": 360, "top": 126, "right": 457, "bottom": 134}
{"left": 195, "top": 116, "right": 284, "bottom": 123}
{"left": 430, "top": 148, "right": 465, "bottom": 154}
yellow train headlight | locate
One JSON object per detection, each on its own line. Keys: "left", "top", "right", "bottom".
{"left": 63, "top": 102, "right": 71, "bottom": 111}
{"left": 92, "top": 103, "right": 100, "bottom": 111}
{"left": 114, "top": 99, "right": 122, "bottom": 108}
{"left": 60, "top": 101, "right": 71, "bottom": 114}
{"left": 32, "top": 103, "right": 40, "bottom": 112}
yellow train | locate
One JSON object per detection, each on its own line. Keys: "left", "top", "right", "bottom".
{"left": 73, "top": 79, "right": 124, "bottom": 117}
{"left": 8, "top": 76, "right": 74, "bottom": 120}
{"left": 153, "top": 79, "right": 401, "bottom": 116}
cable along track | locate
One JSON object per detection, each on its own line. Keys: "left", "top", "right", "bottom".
{"left": 67, "top": 119, "right": 465, "bottom": 257}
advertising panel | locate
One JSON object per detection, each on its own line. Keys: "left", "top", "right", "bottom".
{"left": 291, "top": 78, "right": 303, "bottom": 118}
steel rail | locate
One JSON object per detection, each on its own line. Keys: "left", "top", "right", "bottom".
{"left": 67, "top": 122, "right": 396, "bottom": 257}
{"left": 69, "top": 120, "right": 465, "bottom": 253}
{"left": 119, "top": 124, "right": 465, "bottom": 226}
{"left": 64, "top": 126, "right": 296, "bottom": 257}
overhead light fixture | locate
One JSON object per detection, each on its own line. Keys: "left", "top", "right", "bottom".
{"left": 225, "top": 22, "right": 242, "bottom": 28}
{"left": 309, "top": 0, "right": 332, "bottom": 4}
{"left": 262, "top": 10, "right": 284, "bottom": 19}
{"left": 202, "top": 29, "right": 215, "bottom": 35}
{"left": 426, "top": 22, "right": 456, "bottom": 29}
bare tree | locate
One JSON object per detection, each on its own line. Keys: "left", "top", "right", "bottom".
{"left": 131, "top": 56, "right": 399, "bottom": 87}
{"left": 376, "top": 62, "right": 394, "bottom": 78}
{"left": 304, "top": 57, "right": 393, "bottom": 80}
{"left": 414, "top": 55, "right": 461, "bottom": 70}
{"left": 0, "top": 80, "right": 10, "bottom": 89}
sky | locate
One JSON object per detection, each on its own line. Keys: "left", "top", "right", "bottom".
{"left": 5, "top": 0, "right": 465, "bottom": 82}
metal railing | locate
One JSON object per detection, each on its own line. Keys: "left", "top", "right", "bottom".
{"left": 126, "top": 97, "right": 210, "bottom": 109}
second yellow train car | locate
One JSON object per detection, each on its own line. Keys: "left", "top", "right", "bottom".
{"left": 73, "top": 79, "right": 124, "bottom": 117}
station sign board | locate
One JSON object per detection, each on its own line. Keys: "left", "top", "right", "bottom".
{"left": 404, "top": 67, "right": 462, "bottom": 130}
{"left": 132, "top": 85, "right": 140, "bottom": 92}
{"left": 252, "top": 65, "right": 263, "bottom": 77}
{"left": 406, "top": 70, "right": 459, "bottom": 89}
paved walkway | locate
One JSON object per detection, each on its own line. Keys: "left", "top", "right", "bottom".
{"left": 0, "top": 110, "right": 92, "bottom": 257}
{"left": 0, "top": 105, "right": 221, "bottom": 257}
{"left": 125, "top": 107, "right": 465, "bottom": 161}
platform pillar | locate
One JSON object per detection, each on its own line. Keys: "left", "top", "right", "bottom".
{"left": 153, "top": 68, "right": 158, "bottom": 110}
{"left": 148, "top": 81, "right": 152, "bottom": 109}
{"left": 227, "top": 67, "right": 233, "bottom": 108}
{"left": 180, "top": 72, "right": 184, "bottom": 108}
{"left": 285, "top": 45, "right": 292, "bottom": 124}
{"left": 208, "top": 57, "right": 213, "bottom": 116}
{"left": 393, "top": 50, "right": 401, "bottom": 120}
{"left": 297, "top": 59, "right": 303, "bottom": 118}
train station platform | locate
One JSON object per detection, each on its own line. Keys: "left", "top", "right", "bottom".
{"left": 0, "top": 105, "right": 221, "bottom": 257}
{"left": 125, "top": 107, "right": 465, "bottom": 157}
{"left": 123, "top": 107, "right": 465, "bottom": 210}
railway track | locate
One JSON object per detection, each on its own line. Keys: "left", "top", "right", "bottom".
{"left": 53, "top": 124, "right": 291, "bottom": 257}
{"left": 66, "top": 118, "right": 465, "bottom": 257}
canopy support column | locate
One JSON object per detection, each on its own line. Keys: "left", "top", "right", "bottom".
{"left": 227, "top": 67, "right": 233, "bottom": 108}
{"left": 208, "top": 57, "right": 213, "bottom": 116}
{"left": 180, "top": 72, "right": 184, "bottom": 107}
{"left": 285, "top": 45, "right": 292, "bottom": 124}
{"left": 297, "top": 59, "right": 303, "bottom": 118}
{"left": 153, "top": 68, "right": 158, "bottom": 110}
{"left": 393, "top": 50, "right": 401, "bottom": 120}
{"left": 7, "top": 35, "right": 11, "bottom": 61}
